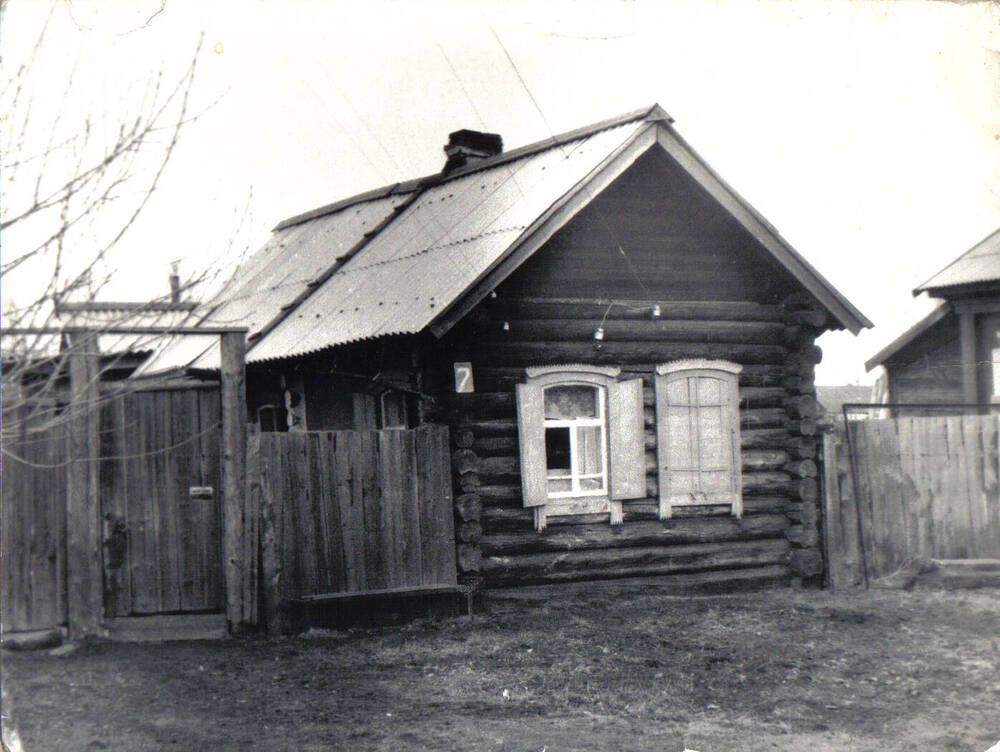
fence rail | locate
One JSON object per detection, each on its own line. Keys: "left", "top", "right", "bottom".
{"left": 824, "top": 413, "right": 1000, "bottom": 586}
{"left": 249, "top": 425, "right": 455, "bottom": 631}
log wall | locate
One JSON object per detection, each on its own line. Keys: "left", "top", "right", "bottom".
{"left": 433, "top": 294, "right": 828, "bottom": 588}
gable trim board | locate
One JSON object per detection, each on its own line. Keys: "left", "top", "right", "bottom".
{"left": 136, "top": 104, "right": 869, "bottom": 376}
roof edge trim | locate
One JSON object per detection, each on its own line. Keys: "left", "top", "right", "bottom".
{"left": 653, "top": 124, "right": 872, "bottom": 334}
{"left": 864, "top": 302, "right": 952, "bottom": 372}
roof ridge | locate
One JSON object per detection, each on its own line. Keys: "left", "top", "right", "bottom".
{"left": 271, "top": 104, "right": 671, "bottom": 232}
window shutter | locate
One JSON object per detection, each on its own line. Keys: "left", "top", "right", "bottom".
{"left": 655, "top": 363, "right": 742, "bottom": 518}
{"left": 515, "top": 382, "right": 547, "bottom": 507}
{"left": 608, "top": 378, "right": 645, "bottom": 500}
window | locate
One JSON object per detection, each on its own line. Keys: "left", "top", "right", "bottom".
{"left": 516, "top": 365, "right": 645, "bottom": 531}
{"left": 655, "top": 360, "right": 742, "bottom": 519}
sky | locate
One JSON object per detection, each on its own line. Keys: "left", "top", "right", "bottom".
{"left": 2, "top": 0, "right": 999, "bottom": 385}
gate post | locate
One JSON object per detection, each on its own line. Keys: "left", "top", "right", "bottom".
{"left": 220, "top": 331, "right": 251, "bottom": 632}
{"left": 66, "top": 334, "right": 104, "bottom": 639}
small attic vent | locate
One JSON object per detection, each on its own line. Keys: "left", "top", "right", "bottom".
{"left": 443, "top": 129, "right": 502, "bottom": 173}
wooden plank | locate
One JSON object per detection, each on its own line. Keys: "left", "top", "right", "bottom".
{"left": 2, "top": 414, "right": 26, "bottom": 630}
{"left": 296, "top": 433, "right": 320, "bottom": 596}
{"left": 66, "top": 340, "right": 103, "bottom": 637}
{"left": 359, "top": 430, "right": 385, "bottom": 590}
{"left": 220, "top": 331, "right": 248, "bottom": 631}
{"left": 318, "top": 432, "right": 346, "bottom": 593}
{"left": 99, "top": 396, "right": 129, "bottom": 617}
{"left": 959, "top": 312, "right": 978, "bottom": 402}
{"left": 154, "top": 391, "right": 181, "bottom": 612}
{"left": 377, "top": 430, "right": 404, "bottom": 588}
{"left": 198, "top": 389, "right": 225, "bottom": 610}
{"left": 399, "top": 429, "right": 423, "bottom": 586}
{"left": 416, "top": 425, "right": 457, "bottom": 586}
{"left": 256, "top": 435, "right": 283, "bottom": 634}
{"left": 336, "top": 431, "right": 367, "bottom": 591}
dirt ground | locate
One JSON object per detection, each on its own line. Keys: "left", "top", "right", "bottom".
{"left": 3, "top": 583, "right": 999, "bottom": 752}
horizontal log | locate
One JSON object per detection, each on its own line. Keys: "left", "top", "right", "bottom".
{"left": 454, "top": 493, "right": 482, "bottom": 523}
{"left": 783, "top": 459, "right": 818, "bottom": 478}
{"left": 486, "top": 299, "right": 789, "bottom": 322}
{"left": 456, "top": 521, "right": 483, "bottom": 544}
{"left": 478, "top": 484, "right": 522, "bottom": 502}
{"left": 452, "top": 392, "right": 515, "bottom": 419}
{"left": 452, "top": 428, "right": 475, "bottom": 449}
{"left": 479, "top": 318, "right": 792, "bottom": 345}
{"left": 788, "top": 547, "right": 823, "bottom": 577}
{"left": 739, "top": 387, "right": 788, "bottom": 408}
{"left": 479, "top": 455, "right": 519, "bottom": 478}
{"left": 482, "top": 538, "right": 791, "bottom": 586}
{"left": 741, "top": 428, "right": 792, "bottom": 449}
{"left": 456, "top": 544, "right": 482, "bottom": 574}
{"left": 481, "top": 513, "right": 790, "bottom": 556}
{"left": 742, "top": 449, "right": 791, "bottom": 471}
{"left": 452, "top": 449, "right": 479, "bottom": 475}
{"left": 743, "top": 471, "right": 793, "bottom": 492}
{"left": 785, "top": 524, "right": 820, "bottom": 548}
{"left": 788, "top": 308, "right": 828, "bottom": 328}
{"left": 793, "top": 420, "right": 817, "bottom": 436}
{"left": 741, "top": 409, "right": 790, "bottom": 429}
{"left": 786, "top": 500, "right": 819, "bottom": 525}
{"left": 458, "top": 472, "right": 481, "bottom": 492}
{"left": 795, "top": 478, "right": 819, "bottom": 503}
{"left": 482, "top": 496, "right": 792, "bottom": 532}
{"left": 473, "top": 436, "right": 517, "bottom": 455}
{"left": 468, "top": 419, "right": 517, "bottom": 437}
{"left": 784, "top": 395, "right": 818, "bottom": 420}
{"left": 468, "top": 341, "right": 789, "bottom": 367}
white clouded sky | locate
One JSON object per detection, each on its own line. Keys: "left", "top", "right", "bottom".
{"left": 3, "top": 0, "right": 999, "bottom": 384}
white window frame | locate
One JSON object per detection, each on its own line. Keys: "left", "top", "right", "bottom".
{"left": 542, "top": 383, "right": 608, "bottom": 499}
{"left": 655, "top": 359, "right": 743, "bottom": 519}
{"left": 517, "top": 365, "right": 644, "bottom": 531}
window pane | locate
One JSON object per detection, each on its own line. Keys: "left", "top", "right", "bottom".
{"left": 545, "top": 426, "right": 571, "bottom": 473}
{"left": 548, "top": 478, "right": 572, "bottom": 494}
{"left": 575, "top": 424, "right": 604, "bottom": 476}
{"left": 579, "top": 477, "right": 603, "bottom": 492}
{"left": 544, "top": 385, "right": 598, "bottom": 419}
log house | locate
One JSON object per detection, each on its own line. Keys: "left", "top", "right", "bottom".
{"left": 140, "top": 105, "right": 871, "bottom": 589}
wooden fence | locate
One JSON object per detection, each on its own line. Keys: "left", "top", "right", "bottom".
{"left": 1, "top": 409, "right": 69, "bottom": 633}
{"left": 824, "top": 413, "right": 1000, "bottom": 586}
{"left": 248, "top": 425, "right": 456, "bottom": 631}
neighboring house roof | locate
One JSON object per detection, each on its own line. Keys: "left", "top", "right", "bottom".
{"left": 864, "top": 302, "right": 952, "bottom": 372}
{"left": 914, "top": 227, "right": 1000, "bottom": 295}
{"left": 137, "top": 104, "right": 871, "bottom": 376}
{"left": 815, "top": 385, "right": 875, "bottom": 416}
{"left": 1, "top": 301, "right": 198, "bottom": 366}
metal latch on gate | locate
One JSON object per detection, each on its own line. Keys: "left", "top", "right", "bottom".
{"left": 189, "top": 486, "right": 214, "bottom": 499}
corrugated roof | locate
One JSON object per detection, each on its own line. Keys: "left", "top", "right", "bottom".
{"left": 135, "top": 192, "right": 412, "bottom": 374}
{"left": 135, "top": 102, "right": 871, "bottom": 375}
{"left": 246, "top": 119, "right": 649, "bottom": 363}
{"left": 914, "top": 227, "right": 1000, "bottom": 294}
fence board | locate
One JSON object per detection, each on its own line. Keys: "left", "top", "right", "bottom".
{"left": 1, "top": 408, "right": 70, "bottom": 632}
{"left": 251, "top": 425, "right": 454, "bottom": 627}
{"left": 827, "top": 414, "right": 1000, "bottom": 583}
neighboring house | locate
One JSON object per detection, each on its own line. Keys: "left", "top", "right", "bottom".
{"left": 866, "top": 228, "right": 1000, "bottom": 406}
{"left": 140, "top": 104, "right": 870, "bottom": 587}
{"left": 815, "top": 385, "right": 874, "bottom": 421}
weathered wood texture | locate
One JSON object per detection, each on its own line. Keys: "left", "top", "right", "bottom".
{"left": 825, "top": 415, "right": 1000, "bottom": 585}
{"left": 250, "top": 426, "right": 455, "bottom": 631}
{"left": 1, "top": 406, "right": 70, "bottom": 633}
{"left": 434, "top": 296, "right": 826, "bottom": 586}
{"left": 99, "top": 389, "right": 225, "bottom": 616}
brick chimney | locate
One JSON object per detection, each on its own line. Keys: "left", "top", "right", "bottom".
{"left": 443, "top": 129, "right": 502, "bottom": 173}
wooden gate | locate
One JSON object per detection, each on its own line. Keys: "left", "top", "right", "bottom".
{"left": 99, "top": 387, "right": 224, "bottom": 616}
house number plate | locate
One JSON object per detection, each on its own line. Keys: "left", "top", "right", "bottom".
{"left": 189, "top": 486, "right": 214, "bottom": 499}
